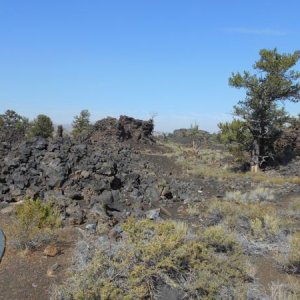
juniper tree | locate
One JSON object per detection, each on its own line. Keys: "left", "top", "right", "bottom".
{"left": 229, "top": 49, "right": 300, "bottom": 169}
{"left": 0, "top": 110, "right": 29, "bottom": 143}
{"left": 72, "top": 109, "right": 91, "bottom": 137}
{"left": 29, "top": 114, "right": 54, "bottom": 138}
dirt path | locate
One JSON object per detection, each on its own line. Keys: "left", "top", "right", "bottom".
{"left": 0, "top": 214, "right": 79, "bottom": 300}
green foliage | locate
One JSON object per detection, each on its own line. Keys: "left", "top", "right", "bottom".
{"left": 72, "top": 109, "right": 91, "bottom": 137}
{"left": 218, "top": 119, "right": 252, "bottom": 160}
{"left": 0, "top": 109, "right": 29, "bottom": 143}
{"left": 229, "top": 49, "right": 300, "bottom": 166}
{"left": 29, "top": 114, "right": 54, "bottom": 138}
{"left": 287, "top": 231, "right": 300, "bottom": 273}
{"left": 9, "top": 198, "right": 61, "bottom": 250}
{"left": 52, "top": 219, "right": 251, "bottom": 300}
{"left": 206, "top": 194, "right": 282, "bottom": 241}
{"left": 0, "top": 109, "right": 28, "bottom": 130}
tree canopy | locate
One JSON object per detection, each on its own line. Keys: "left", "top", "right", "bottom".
{"left": 0, "top": 110, "right": 29, "bottom": 143}
{"left": 72, "top": 109, "right": 91, "bottom": 137}
{"left": 227, "top": 49, "right": 300, "bottom": 168}
{"left": 29, "top": 114, "right": 54, "bottom": 138}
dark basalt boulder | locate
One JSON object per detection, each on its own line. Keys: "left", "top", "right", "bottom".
{"left": 0, "top": 116, "right": 206, "bottom": 225}
{"left": 89, "top": 115, "right": 154, "bottom": 144}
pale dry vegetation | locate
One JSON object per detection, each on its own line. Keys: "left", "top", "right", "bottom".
{"left": 160, "top": 139, "right": 300, "bottom": 185}
{"left": 51, "top": 218, "right": 252, "bottom": 300}
{"left": 270, "top": 279, "right": 300, "bottom": 300}
{"left": 203, "top": 197, "right": 282, "bottom": 242}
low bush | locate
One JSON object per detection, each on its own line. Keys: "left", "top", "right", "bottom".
{"left": 205, "top": 198, "right": 281, "bottom": 242}
{"left": 186, "top": 203, "right": 201, "bottom": 216}
{"left": 51, "top": 218, "right": 252, "bottom": 300}
{"left": 9, "top": 198, "right": 61, "bottom": 250}
{"left": 224, "top": 187, "right": 275, "bottom": 203}
{"left": 285, "top": 231, "right": 300, "bottom": 274}
{"left": 270, "top": 280, "right": 300, "bottom": 300}
{"left": 29, "top": 114, "right": 54, "bottom": 138}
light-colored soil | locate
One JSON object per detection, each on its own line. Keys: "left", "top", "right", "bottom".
{"left": 0, "top": 214, "right": 80, "bottom": 300}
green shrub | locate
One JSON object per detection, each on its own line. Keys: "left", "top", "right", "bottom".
{"left": 0, "top": 109, "right": 29, "bottom": 143}
{"left": 52, "top": 219, "right": 251, "bottom": 300}
{"left": 72, "top": 109, "right": 91, "bottom": 137}
{"left": 205, "top": 197, "right": 281, "bottom": 241}
{"left": 9, "top": 198, "right": 61, "bottom": 250}
{"left": 29, "top": 114, "right": 54, "bottom": 138}
{"left": 218, "top": 119, "right": 252, "bottom": 162}
{"left": 286, "top": 231, "right": 300, "bottom": 274}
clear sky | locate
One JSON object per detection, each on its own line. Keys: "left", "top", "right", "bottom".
{"left": 0, "top": 0, "right": 299, "bottom": 132}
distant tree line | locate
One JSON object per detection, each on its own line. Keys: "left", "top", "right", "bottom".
{"left": 1, "top": 48, "right": 299, "bottom": 170}
{"left": 0, "top": 109, "right": 92, "bottom": 143}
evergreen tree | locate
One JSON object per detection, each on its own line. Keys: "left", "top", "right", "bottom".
{"left": 29, "top": 114, "right": 54, "bottom": 138}
{"left": 229, "top": 49, "right": 300, "bottom": 169}
{"left": 72, "top": 109, "right": 91, "bottom": 137}
{"left": 0, "top": 110, "right": 29, "bottom": 143}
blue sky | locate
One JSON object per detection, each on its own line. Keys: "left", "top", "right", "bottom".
{"left": 0, "top": 0, "right": 299, "bottom": 132}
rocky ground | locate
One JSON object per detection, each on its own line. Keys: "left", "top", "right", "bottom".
{"left": 0, "top": 118, "right": 300, "bottom": 299}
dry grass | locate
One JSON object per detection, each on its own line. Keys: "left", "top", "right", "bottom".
{"left": 224, "top": 187, "right": 275, "bottom": 203}
{"left": 270, "top": 279, "right": 300, "bottom": 300}
{"left": 284, "top": 231, "right": 300, "bottom": 274}
{"left": 202, "top": 197, "right": 282, "bottom": 242}
{"left": 193, "top": 167, "right": 300, "bottom": 185}
{"left": 159, "top": 140, "right": 300, "bottom": 185}
{"left": 51, "top": 218, "right": 252, "bottom": 300}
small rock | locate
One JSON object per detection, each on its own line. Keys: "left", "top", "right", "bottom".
{"left": 0, "top": 205, "right": 14, "bottom": 215}
{"left": 43, "top": 245, "right": 59, "bottom": 257}
{"left": 85, "top": 223, "right": 97, "bottom": 232}
{"left": 98, "top": 162, "right": 117, "bottom": 176}
{"left": 47, "top": 263, "right": 61, "bottom": 277}
{"left": 98, "top": 190, "right": 113, "bottom": 205}
{"left": 81, "top": 170, "right": 90, "bottom": 179}
{"left": 113, "top": 225, "right": 123, "bottom": 234}
{"left": 145, "top": 187, "right": 160, "bottom": 202}
{"left": 146, "top": 208, "right": 161, "bottom": 220}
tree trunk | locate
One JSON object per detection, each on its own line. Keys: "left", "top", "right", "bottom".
{"left": 251, "top": 139, "right": 260, "bottom": 172}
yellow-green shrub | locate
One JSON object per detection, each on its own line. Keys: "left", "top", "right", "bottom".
{"left": 52, "top": 219, "right": 251, "bottom": 300}
{"left": 205, "top": 198, "right": 281, "bottom": 241}
{"left": 287, "top": 231, "right": 300, "bottom": 273}
{"left": 10, "top": 198, "right": 61, "bottom": 250}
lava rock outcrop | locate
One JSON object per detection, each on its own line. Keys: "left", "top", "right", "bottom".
{"left": 88, "top": 115, "right": 154, "bottom": 144}
{"left": 0, "top": 116, "right": 176, "bottom": 225}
